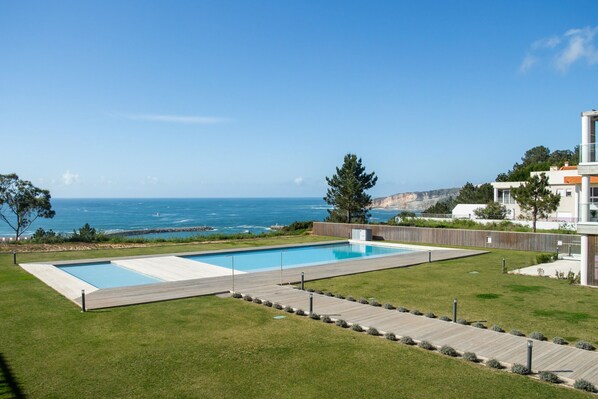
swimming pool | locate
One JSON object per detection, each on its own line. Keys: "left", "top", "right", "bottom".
{"left": 184, "top": 242, "right": 414, "bottom": 272}
{"left": 59, "top": 262, "right": 163, "bottom": 289}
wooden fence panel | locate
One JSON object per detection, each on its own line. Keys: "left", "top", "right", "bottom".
{"left": 312, "top": 222, "right": 580, "bottom": 253}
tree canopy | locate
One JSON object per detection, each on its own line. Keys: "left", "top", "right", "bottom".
{"left": 496, "top": 145, "right": 578, "bottom": 182}
{"left": 423, "top": 182, "right": 493, "bottom": 215}
{"left": 324, "top": 154, "right": 377, "bottom": 223}
{"left": 0, "top": 173, "right": 55, "bottom": 240}
{"left": 511, "top": 172, "right": 560, "bottom": 232}
{"left": 473, "top": 201, "right": 509, "bottom": 220}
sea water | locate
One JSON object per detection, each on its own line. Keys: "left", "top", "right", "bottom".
{"left": 0, "top": 198, "right": 402, "bottom": 239}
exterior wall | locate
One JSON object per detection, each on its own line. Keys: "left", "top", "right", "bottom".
{"left": 313, "top": 222, "right": 579, "bottom": 253}
{"left": 587, "top": 235, "right": 598, "bottom": 286}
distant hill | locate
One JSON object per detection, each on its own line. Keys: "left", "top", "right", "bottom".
{"left": 371, "top": 188, "right": 460, "bottom": 211}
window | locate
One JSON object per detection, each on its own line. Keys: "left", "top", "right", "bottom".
{"left": 566, "top": 189, "right": 573, "bottom": 197}
{"left": 498, "top": 189, "right": 514, "bottom": 204}
{"left": 591, "top": 187, "right": 598, "bottom": 203}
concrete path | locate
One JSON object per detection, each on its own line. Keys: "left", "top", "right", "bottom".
{"left": 238, "top": 285, "right": 598, "bottom": 387}
{"left": 513, "top": 258, "right": 580, "bottom": 278}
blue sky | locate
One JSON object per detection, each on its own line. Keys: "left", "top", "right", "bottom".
{"left": 1, "top": 1, "right": 597, "bottom": 198}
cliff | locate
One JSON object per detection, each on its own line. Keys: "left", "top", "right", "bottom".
{"left": 371, "top": 188, "right": 460, "bottom": 211}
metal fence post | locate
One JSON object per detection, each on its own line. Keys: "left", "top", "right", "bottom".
{"left": 452, "top": 298, "right": 457, "bottom": 322}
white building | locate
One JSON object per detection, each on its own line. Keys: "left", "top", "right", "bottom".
{"left": 491, "top": 164, "right": 581, "bottom": 223}
{"left": 578, "top": 110, "right": 598, "bottom": 287}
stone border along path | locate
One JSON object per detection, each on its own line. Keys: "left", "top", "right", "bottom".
{"left": 236, "top": 285, "right": 598, "bottom": 390}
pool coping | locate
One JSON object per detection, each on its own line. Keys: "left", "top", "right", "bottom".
{"left": 20, "top": 240, "right": 483, "bottom": 309}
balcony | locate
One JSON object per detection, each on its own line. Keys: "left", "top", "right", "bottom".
{"left": 578, "top": 143, "right": 598, "bottom": 175}
{"left": 577, "top": 202, "right": 598, "bottom": 234}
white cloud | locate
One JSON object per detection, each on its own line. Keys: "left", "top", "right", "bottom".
{"left": 144, "top": 176, "right": 159, "bottom": 185}
{"left": 294, "top": 177, "right": 304, "bottom": 186}
{"left": 62, "top": 170, "right": 79, "bottom": 185}
{"left": 521, "top": 26, "right": 598, "bottom": 73}
{"left": 519, "top": 54, "right": 537, "bottom": 73}
{"left": 121, "top": 113, "right": 230, "bottom": 125}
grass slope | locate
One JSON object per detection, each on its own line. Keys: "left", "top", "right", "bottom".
{"left": 0, "top": 237, "right": 594, "bottom": 398}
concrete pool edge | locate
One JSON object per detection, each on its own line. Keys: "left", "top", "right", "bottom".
{"left": 19, "top": 241, "right": 485, "bottom": 309}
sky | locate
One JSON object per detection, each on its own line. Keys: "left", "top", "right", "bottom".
{"left": 1, "top": 1, "right": 597, "bottom": 198}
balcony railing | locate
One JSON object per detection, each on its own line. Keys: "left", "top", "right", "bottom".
{"left": 579, "top": 143, "right": 598, "bottom": 164}
{"left": 578, "top": 203, "right": 598, "bottom": 222}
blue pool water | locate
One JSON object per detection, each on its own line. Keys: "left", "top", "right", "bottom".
{"left": 59, "top": 262, "right": 163, "bottom": 288}
{"left": 184, "top": 243, "right": 414, "bottom": 272}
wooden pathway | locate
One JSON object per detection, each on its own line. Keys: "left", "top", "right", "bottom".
{"left": 238, "top": 285, "right": 598, "bottom": 386}
{"left": 81, "top": 248, "right": 483, "bottom": 309}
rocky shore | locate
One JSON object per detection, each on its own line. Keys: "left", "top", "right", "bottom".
{"left": 106, "top": 226, "right": 215, "bottom": 237}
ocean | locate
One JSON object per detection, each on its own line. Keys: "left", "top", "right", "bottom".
{"left": 0, "top": 198, "right": 401, "bottom": 239}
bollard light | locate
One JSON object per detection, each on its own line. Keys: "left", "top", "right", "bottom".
{"left": 13, "top": 251, "right": 17, "bottom": 265}
{"left": 428, "top": 250, "right": 432, "bottom": 263}
{"left": 502, "top": 258, "right": 506, "bottom": 274}
{"left": 301, "top": 272, "right": 305, "bottom": 291}
{"left": 81, "top": 289, "right": 86, "bottom": 312}
{"left": 452, "top": 298, "right": 458, "bottom": 322}
{"left": 527, "top": 340, "right": 533, "bottom": 372}
{"left": 309, "top": 293, "right": 313, "bottom": 315}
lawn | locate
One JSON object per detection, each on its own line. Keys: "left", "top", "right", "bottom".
{"left": 306, "top": 247, "right": 598, "bottom": 345}
{"left": 0, "top": 236, "right": 595, "bottom": 398}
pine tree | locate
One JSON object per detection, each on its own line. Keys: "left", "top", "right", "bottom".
{"left": 324, "top": 154, "right": 377, "bottom": 223}
{"left": 511, "top": 173, "right": 560, "bottom": 232}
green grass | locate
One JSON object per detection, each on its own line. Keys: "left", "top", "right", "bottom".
{"left": 0, "top": 237, "right": 595, "bottom": 398}
{"left": 306, "top": 247, "right": 598, "bottom": 344}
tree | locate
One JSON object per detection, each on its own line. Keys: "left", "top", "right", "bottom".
{"left": 454, "top": 182, "right": 493, "bottom": 204}
{"left": 324, "top": 154, "right": 377, "bottom": 223}
{"left": 0, "top": 173, "right": 55, "bottom": 240}
{"left": 511, "top": 173, "right": 560, "bottom": 232}
{"left": 496, "top": 145, "right": 578, "bottom": 182}
{"left": 473, "top": 201, "right": 509, "bottom": 220}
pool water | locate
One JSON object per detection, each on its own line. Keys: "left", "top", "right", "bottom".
{"left": 59, "top": 262, "right": 163, "bottom": 289}
{"left": 184, "top": 242, "right": 413, "bottom": 272}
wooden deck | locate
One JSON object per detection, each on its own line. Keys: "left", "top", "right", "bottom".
{"left": 81, "top": 248, "right": 484, "bottom": 309}
{"left": 238, "top": 285, "right": 598, "bottom": 386}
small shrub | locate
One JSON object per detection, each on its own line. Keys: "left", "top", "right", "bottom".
{"left": 384, "top": 332, "right": 396, "bottom": 341}
{"left": 367, "top": 327, "right": 380, "bottom": 336}
{"left": 306, "top": 288, "right": 314, "bottom": 293}
{"left": 536, "top": 253, "right": 556, "bottom": 264}
{"left": 232, "top": 292, "right": 243, "bottom": 299}
{"left": 358, "top": 298, "right": 369, "bottom": 304}
{"left": 321, "top": 315, "right": 332, "bottom": 323}
{"left": 351, "top": 324, "right": 364, "bottom": 332}
{"left": 315, "top": 290, "right": 324, "bottom": 295}
{"left": 510, "top": 329, "right": 525, "bottom": 337}
{"left": 335, "top": 293, "right": 345, "bottom": 299}
{"left": 418, "top": 340, "right": 435, "bottom": 350}
{"left": 370, "top": 300, "right": 381, "bottom": 307}
{"left": 397, "top": 306, "right": 409, "bottom": 313}
{"left": 511, "top": 363, "right": 530, "bottom": 375}
{"left": 539, "top": 371, "right": 561, "bottom": 384}
{"left": 243, "top": 295, "right": 252, "bottom": 302}
{"left": 295, "top": 309, "right": 305, "bottom": 316}
{"left": 490, "top": 325, "right": 504, "bottom": 333}
{"left": 335, "top": 319, "right": 348, "bottom": 328}
{"left": 575, "top": 341, "right": 595, "bottom": 351}
{"left": 456, "top": 319, "right": 469, "bottom": 325}
{"left": 273, "top": 303, "right": 283, "bottom": 310}
{"left": 383, "top": 303, "right": 395, "bottom": 310}
{"left": 463, "top": 352, "right": 478, "bottom": 362}
{"left": 472, "top": 322, "right": 486, "bottom": 329}
{"left": 252, "top": 297, "right": 262, "bottom": 304}
{"left": 529, "top": 331, "right": 546, "bottom": 341}
{"left": 486, "top": 359, "right": 504, "bottom": 369}
{"left": 440, "top": 345, "right": 458, "bottom": 357}
{"left": 439, "top": 315, "right": 451, "bottom": 322}
{"left": 425, "top": 312, "right": 436, "bottom": 319}
{"left": 574, "top": 379, "right": 597, "bottom": 393}
{"left": 284, "top": 305, "right": 294, "bottom": 313}
{"left": 263, "top": 300, "right": 272, "bottom": 307}
{"left": 309, "top": 312, "right": 320, "bottom": 320}
{"left": 400, "top": 336, "right": 415, "bottom": 345}
{"left": 325, "top": 292, "right": 334, "bottom": 297}
{"left": 410, "top": 309, "right": 423, "bottom": 316}
{"left": 552, "top": 336, "right": 567, "bottom": 345}
{"left": 347, "top": 296, "right": 356, "bottom": 302}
